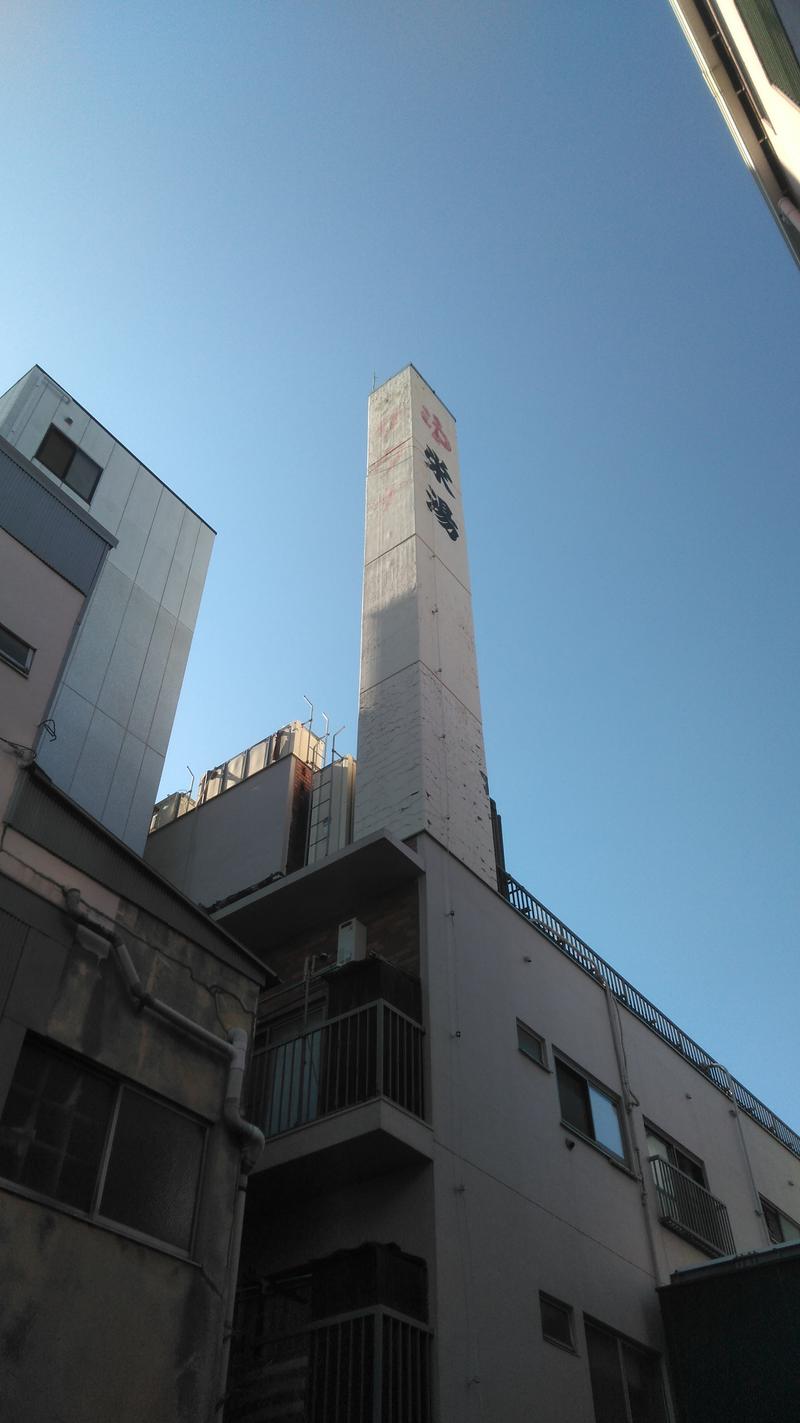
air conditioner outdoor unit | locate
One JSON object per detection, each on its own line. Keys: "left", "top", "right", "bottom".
{"left": 337, "top": 918, "right": 367, "bottom": 966}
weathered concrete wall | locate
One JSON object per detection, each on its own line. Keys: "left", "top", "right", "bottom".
{"left": 1, "top": 1196, "right": 221, "bottom": 1423}
{"left": 0, "top": 843, "right": 262, "bottom": 1423}
{"left": 354, "top": 367, "right": 496, "bottom": 888}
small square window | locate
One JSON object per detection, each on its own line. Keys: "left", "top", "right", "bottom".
{"left": 35, "top": 425, "right": 74, "bottom": 478}
{"left": 35, "top": 425, "right": 102, "bottom": 503}
{"left": 517, "top": 1020, "right": 546, "bottom": 1068}
{"left": 540, "top": 1292, "right": 575, "bottom": 1351}
{"left": 0, "top": 623, "right": 35, "bottom": 676}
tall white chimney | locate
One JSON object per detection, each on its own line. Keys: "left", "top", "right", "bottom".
{"left": 354, "top": 366, "right": 496, "bottom": 887}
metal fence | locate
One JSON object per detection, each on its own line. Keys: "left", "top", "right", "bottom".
{"left": 649, "top": 1155, "right": 735, "bottom": 1257}
{"left": 502, "top": 872, "right": 800, "bottom": 1162}
{"left": 250, "top": 1001, "right": 425, "bottom": 1138}
{"left": 226, "top": 1307, "right": 431, "bottom": 1423}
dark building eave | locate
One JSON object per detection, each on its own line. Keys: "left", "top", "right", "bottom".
{"left": 213, "top": 831, "right": 424, "bottom": 951}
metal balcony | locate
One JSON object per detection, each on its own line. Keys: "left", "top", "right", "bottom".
{"left": 226, "top": 1306, "right": 432, "bottom": 1422}
{"left": 250, "top": 1001, "right": 425, "bottom": 1139}
{"left": 649, "top": 1156, "right": 735, "bottom": 1257}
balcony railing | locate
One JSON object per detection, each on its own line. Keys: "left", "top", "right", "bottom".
{"left": 502, "top": 871, "right": 800, "bottom": 1163}
{"left": 226, "top": 1307, "right": 432, "bottom": 1423}
{"left": 250, "top": 1001, "right": 425, "bottom": 1138}
{"left": 649, "top": 1155, "right": 735, "bottom": 1257}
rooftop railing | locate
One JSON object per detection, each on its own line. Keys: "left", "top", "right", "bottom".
{"left": 249, "top": 1000, "right": 425, "bottom": 1139}
{"left": 502, "top": 871, "right": 800, "bottom": 1162}
{"left": 649, "top": 1156, "right": 735, "bottom": 1257}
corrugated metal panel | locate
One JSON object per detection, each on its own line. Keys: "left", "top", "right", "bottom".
{"left": 9, "top": 771, "right": 270, "bottom": 984}
{"left": 0, "top": 441, "right": 111, "bottom": 594}
{"left": 736, "top": 0, "right": 800, "bottom": 106}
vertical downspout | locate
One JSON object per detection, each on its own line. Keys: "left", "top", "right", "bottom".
{"left": 597, "top": 972, "right": 666, "bottom": 1286}
{"left": 217, "top": 1028, "right": 264, "bottom": 1414}
{"left": 704, "top": 1061, "right": 768, "bottom": 1245}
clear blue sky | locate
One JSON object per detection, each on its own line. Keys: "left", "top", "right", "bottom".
{"left": 2, "top": 2, "right": 798, "bottom": 1126}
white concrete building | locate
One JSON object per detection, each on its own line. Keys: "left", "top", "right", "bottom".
{"left": 148, "top": 368, "right": 798, "bottom": 1420}
{"left": 0, "top": 366, "right": 214, "bottom": 851}
{"left": 668, "top": 0, "right": 800, "bottom": 265}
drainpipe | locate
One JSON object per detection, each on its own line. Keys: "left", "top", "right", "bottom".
{"left": 62, "top": 890, "right": 265, "bottom": 1410}
{"left": 217, "top": 1027, "right": 264, "bottom": 1415}
{"left": 596, "top": 971, "right": 666, "bottom": 1285}
{"left": 701, "top": 1060, "right": 767, "bottom": 1245}
{"left": 778, "top": 195, "right": 800, "bottom": 236}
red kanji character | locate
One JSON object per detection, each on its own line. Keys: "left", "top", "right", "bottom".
{"left": 421, "top": 405, "right": 452, "bottom": 452}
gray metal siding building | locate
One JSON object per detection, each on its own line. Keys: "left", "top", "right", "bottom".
{"left": 0, "top": 367, "right": 214, "bottom": 851}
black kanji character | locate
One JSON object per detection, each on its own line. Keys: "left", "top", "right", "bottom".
{"left": 426, "top": 486, "right": 459, "bottom": 541}
{"left": 424, "top": 445, "right": 454, "bottom": 495}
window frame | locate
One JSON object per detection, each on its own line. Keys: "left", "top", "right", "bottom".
{"left": 34, "top": 425, "right": 103, "bottom": 504}
{"left": 554, "top": 1053, "right": 627, "bottom": 1164}
{"left": 644, "top": 1122, "right": 707, "bottom": 1187}
{"left": 0, "top": 1035, "right": 207, "bottom": 1259}
{"left": 584, "top": 1315, "right": 668, "bottom": 1423}
{"left": 539, "top": 1291, "right": 577, "bottom": 1353}
{"left": 517, "top": 1018, "right": 548, "bottom": 1070}
{"left": 760, "top": 1194, "right": 800, "bottom": 1245}
{"left": 0, "top": 621, "right": 35, "bottom": 676}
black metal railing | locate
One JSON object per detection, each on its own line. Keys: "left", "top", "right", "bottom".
{"left": 649, "top": 1156, "right": 735, "bottom": 1257}
{"left": 250, "top": 1001, "right": 425, "bottom": 1138}
{"left": 226, "top": 1308, "right": 431, "bottom": 1423}
{"left": 502, "top": 871, "right": 800, "bottom": 1162}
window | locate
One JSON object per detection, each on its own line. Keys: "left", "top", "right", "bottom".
{"left": 645, "top": 1126, "right": 706, "bottom": 1186}
{"left": 0, "top": 622, "right": 35, "bottom": 675}
{"left": 761, "top": 1196, "right": 800, "bottom": 1245}
{"left": 540, "top": 1292, "right": 575, "bottom": 1351}
{"left": 0, "top": 1036, "right": 205, "bottom": 1252}
{"left": 646, "top": 1123, "right": 734, "bottom": 1256}
{"left": 585, "top": 1318, "right": 667, "bottom": 1423}
{"left": 517, "top": 1019, "right": 546, "bottom": 1068}
{"left": 35, "top": 425, "right": 103, "bottom": 502}
{"left": 555, "top": 1057, "right": 625, "bottom": 1160}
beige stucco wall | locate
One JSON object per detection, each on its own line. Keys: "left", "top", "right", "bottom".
{"left": 417, "top": 834, "right": 796, "bottom": 1422}
{"left": 0, "top": 529, "right": 84, "bottom": 819}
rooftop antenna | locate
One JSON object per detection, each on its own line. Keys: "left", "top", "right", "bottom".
{"left": 330, "top": 725, "right": 345, "bottom": 763}
{"left": 302, "top": 694, "right": 314, "bottom": 731}
{"left": 321, "top": 711, "right": 330, "bottom": 766}
{"left": 372, "top": 370, "right": 377, "bottom": 391}
{"left": 186, "top": 766, "right": 195, "bottom": 799}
